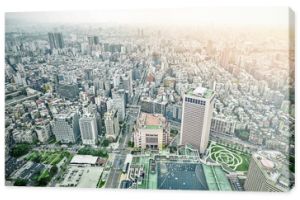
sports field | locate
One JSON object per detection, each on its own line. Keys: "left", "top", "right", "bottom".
{"left": 208, "top": 143, "right": 250, "bottom": 172}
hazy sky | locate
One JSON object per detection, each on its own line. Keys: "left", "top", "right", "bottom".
{"left": 6, "top": 7, "right": 290, "bottom": 27}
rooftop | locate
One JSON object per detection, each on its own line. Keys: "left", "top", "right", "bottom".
{"left": 187, "top": 86, "right": 214, "bottom": 99}
{"left": 70, "top": 155, "right": 99, "bottom": 165}
{"left": 253, "top": 150, "right": 291, "bottom": 190}
{"left": 139, "top": 113, "right": 165, "bottom": 129}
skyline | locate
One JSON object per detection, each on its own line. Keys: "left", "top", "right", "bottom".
{"left": 6, "top": 7, "right": 291, "bottom": 27}
{"left": 5, "top": 8, "right": 295, "bottom": 191}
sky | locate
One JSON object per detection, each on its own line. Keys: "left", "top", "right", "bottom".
{"left": 5, "top": 7, "right": 290, "bottom": 27}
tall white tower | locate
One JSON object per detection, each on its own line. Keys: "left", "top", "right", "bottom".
{"left": 180, "top": 86, "right": 215, "bottom": 154}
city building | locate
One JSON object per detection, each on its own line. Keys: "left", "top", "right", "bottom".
{"left": 133, "top": 112, "right": 169, "bottom": 149}
{"left": 35, "top": 125, "right": 51, "bottom": 143}
{"left": 112, "top": 88, "right": 126, "bottom": 122}
{"left": 244, "top": 150, "right": 291, "bottom": 192}
{"left": 12, "top": 129, "right": 36, "bottom": 144}
{"left": 48, "top": 32, "right": 64, "bottom": 49}
{"left": 57, "top": 84, "right": 79, "bottom": 100}
{"left": 104, "top": 109, "right": 120, "bottom": 140}
{"left": 52, "top": 112, "right": 80, "bottom": 143}
{"left": 210, "top": 115, "right": 236, "bottom": 136}
{"left": 180, "top": 86, "right": 215, "bottom": 154}
{"left": 79, "top": 114, "right": 98, "bottom": 145}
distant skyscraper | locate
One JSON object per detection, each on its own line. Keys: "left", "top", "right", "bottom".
{"left": 84, "top": 68, "right": 94, "bottom": 81}
{"left": 79, "top": 114, "right": 98, "bottom": 145}
{"left": 88, "top": 35, "right": 99, "bottom": 46}
{"left": 244, "top": 151, "right": 291, "bottom": 192}
{"left": 122, "top": 71, "right": 133, "bottom": 98}
{"left": 112, "top": 88, "right": 126, "bottom": 122}
{"left": 52, "top": 112, "right": 80, "bottom": 143}
{"left": 48, "top": 32, "right": 64, "bottom": 49}
{"left": 180, "top": 86, "right": 215, "bottom": 154}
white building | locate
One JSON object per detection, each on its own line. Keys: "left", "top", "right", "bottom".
{"left": 35, "top": 124, "right": 51, "bottom": 143}
{"left": 79, "top": 114, "right": 98, "bottom": 145}
{"left": 211, "top": 115, "right": 236, "bottom": 136}
{"left": 180, "top": 86, "right": 215, "bottom": 154}
{"left": 104, "top": 109, "right": 120, "bottom": 140}
{"left": 52, "top": 112, "right": 80, "bottom": 143}
{"left": 133, "top": 113, "right": 169, "bottom": 150}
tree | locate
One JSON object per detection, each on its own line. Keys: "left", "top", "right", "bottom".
{"left": 127, "top": 141, "right": 134, "bottom": 148}
{"left": 11, "top": 143, "right": 31, "bottom": 158}
{"left": 50, "top": 165, "right": 58, "bottom": 176}
{"left": 101, "top": 139, "right": 110, "bottom": 147}
{"left": 14, "top": 178, "right": 28, "bottom": 186}
{"left": 36, "top": 170, "right": 51, "bottom": 186}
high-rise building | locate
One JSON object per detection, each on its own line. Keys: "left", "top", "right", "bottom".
{"left": 79, "top": 114, "right": 98, "bottom": 145}
{"left": 104, "top": 109, "right": 119, "bottom": 140}
{"left": 121, "top": 71, "right": 133, "bottom": 98}
{"left": 52, "top": 112, "right": 80, "bottom": 143}
{"left": 180, "top": 86, "right": 215, "bottom": 154}
{"left": 84, "top": 68, "right": 94, "bottom": 81}
{"left": 88, "top": 35, "right": 99, "bottom": 46}
{"left": 244, "top": 151, "right": 292, "bottom": 192}
{"left": 48, "top": 32, "right": 64, "bottom": 49}
{"left": 133, "top": 113, "right": 169, "bottom": 150}
{"left": 112, "top": 88, "right": 125, "bottom": 122}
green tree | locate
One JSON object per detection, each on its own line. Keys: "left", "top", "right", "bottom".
{"left": 11, "top": 143, "right": 31, "bottom": 158}
{"left": 14, "top": 178, "right": 28, "bottom": 186}
{"left": 127, "top": 141, "right": 134, "bottom": 148}
{"left": 50, "top": 165, "right": 58, "bottom": 176}
{"left": 101, "top": 139, "right": 110, "bottom": 147}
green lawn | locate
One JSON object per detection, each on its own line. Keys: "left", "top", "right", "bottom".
{"left": 209, "top": 144, "right": 250, "bottom": 172}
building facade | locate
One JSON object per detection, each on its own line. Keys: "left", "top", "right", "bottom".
{"left": 244, "top": 151, "right": 291, "bottom": 192}
{"left": 133, "top": 112, "right": 169, "bottom": 150}
{"left": 52, "top": 112, "right": 80, "bottom": 143}
{"left": 79, "top": 114, "right": 98, "bottom": 145}
{"left": 180, "top": 87, "right": 215, "bottom": 154}
{"left": 104, "top": 109, "right": 120, "bottom": 140}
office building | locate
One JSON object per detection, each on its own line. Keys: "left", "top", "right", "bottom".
{"left": 48, "top": 32, "right": 64, "bottom": 49}
{"left": 52, "top": 112, "right": 80, "bottom": 143}
{"left": 104, "top": 109, "right": 119, "bottom": 140}
{"left": 112, "top": 88, "right": 126, "bottom": 122}
{"left": 79, "top": 114, "right": 98, "bottom": 145}
{"left": 244, "top": 151, "right": 291, "bottom": 192}
{"left": 180, "top": 86, "right": 215, "bottom": 154}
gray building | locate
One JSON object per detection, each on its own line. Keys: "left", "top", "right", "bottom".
{"left": 52, "top": 112, "right": 80, "bottom": 143}
{"left": 48, "top": 32, "right": 64, "bottom": 49}
{"left": 112, "top": 88, "right": 125, "bottom": 122}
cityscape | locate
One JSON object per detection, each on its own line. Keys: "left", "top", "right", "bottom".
{"left": 5, "top": 8, "right": 295, "bottom": 191}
